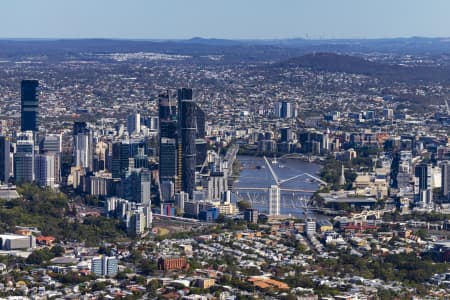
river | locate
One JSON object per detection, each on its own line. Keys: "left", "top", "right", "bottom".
{"left": 232, "top": 155, "right": 322, "bottom": 217}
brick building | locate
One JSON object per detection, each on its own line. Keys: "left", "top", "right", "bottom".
{"left": 157, "top": 256, "right": 188, "bottom": 271}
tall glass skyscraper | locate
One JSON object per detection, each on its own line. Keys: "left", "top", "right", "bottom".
{"left": 21, "top": 80, "right": 39, "bottom": 132}
{"left": 180, "top": 94, "right": 196, "bottom": 197}
{"left": 73, "top": 122, "right": 93, "bottom": 172}
{"left": 14, "top": 131, "right": 35, "bottom": 183}
{"left": 0, "top": 136, "right": 10, "bottom": 183}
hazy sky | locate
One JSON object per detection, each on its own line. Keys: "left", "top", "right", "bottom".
{"left": 1, "top": 0, "right": 450, "bottom": 39}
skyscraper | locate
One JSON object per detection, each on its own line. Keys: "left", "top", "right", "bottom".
{"left": 35, "top": 153, "right": 57, "bottom": 188}
{"left": 180, "top": 91, "right": 196, "bottom": 197}
{"left": 269, "top": 185, "right": 280, "bottom": 216}
{"left": 127, "top": 113, "right": 141, "bottom": 135}
{"left": 158, "top": 88, "right": 204, "bottom": 198}
{"left": 0, "top": 136, "right": 10, "bottom": 183}
{"left": 159, "top": 138, "right": 177, "bottom": 181}
{"left": 72, "top": 122, "right": 93, "bottom": 171}
{"left": 158, "top": 91, "right": 177, "bottom": 120}
{"left": 415, "top": 163, "right": 432, "bottom": 191}
{"left": 111, "top": 140, "right": 145, "bottom": 179}
{"left": 195, "top": 104, "right": 206, "bottom": 139}
{"left": 21, "top": 80, "right": 39, "bottom": 132}
{"left": 39, "top": 134, "right": 62, "bottom": 185}
{"left": 275, "top": 101, "right": 294, "bottom": 119}
{"left": 159, "top": 91, "right": 178, "bottom": 186}
{"left": 14, "top": 131, "right": 35, "bottom": 183}
{"left": 442, "top": 161, "right": 450, "bottom": 199}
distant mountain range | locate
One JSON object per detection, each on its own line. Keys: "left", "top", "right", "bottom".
{"left": 159, "top": 36, "right": 450, "bottom": 54}
{"left": 1, "top": 37, "right": 450, "bottom": 60}
{"left": 273, "top": 52, "right": 450, "bottom": 85}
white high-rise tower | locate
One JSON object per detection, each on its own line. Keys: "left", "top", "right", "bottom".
{"left": 268, "top": 185, "right": 280, "bottom": 216}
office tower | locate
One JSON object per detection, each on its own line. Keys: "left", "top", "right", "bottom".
{"left": 134, "top": 169, "right": 151, "bottom": 206}
{"left": 94, "top": 140, "right": 108, "bottom": 171}
{"left": 195, "top": 104, "right": 206, "bottom": 139}
{"left": 174, "top": 191, "right": 188, "bottom": 213}
{"left": 0, "top": 136, "right": 10, "bottom": 183}
{"left": 280, "top": 128, "right": 293, "bottom": 143}
{"left": 40, "top": 134, "right": 62, "bottom": 153}
{"left": 159, "top": 138, "right": 177, "bottom": 181}
{"left": 150, "top": 116, "right": 159, "bottom": 130}
{"left": 195, "top": 104, "right": 207, "bottom": 168}
{"left": 281, "top": 101, "right": 292, "bottom": 118}
{"left": 159, "top": 120, "right": 177, "bottom": 139}
{"left": 14, "top": 131, "right": 35, "bottom": 183}
{"left": 119, "top": 168, "right": 152, "bottom": 206}
{"left": 268, "top": 185, "right": 280, "bottom": 216}
{"left": 195, "top": 139, "right": 207, "bottom": 169}
{"left": 39, "top": 134, "right": 62, "bottom": 184}
{"left": 158, "top": 91, "right": 177, "bottom": 120}
{"left": 176, "top": 88, "right": 193, "bottom": 192}
{"left": 275, "top": 101, "right": 294, "bottom": 119}
{"left": 72, "top": 122, "right": 93, "bottom": 171}
{"left": 133, "top": 147, "right": 148, "bottom": 169}
{"left": 158, "top": 92, "right": 178, "bottom": 189}
{"left": 21, "top": 80, "right": 39, "bottom": 132}
{"left": 111, "top": 140, "right": 145, "bottom": 179}
{"left": 415, "top": 163, "right": 432, "bottom": 190}
{"left": 127, "top": 113, "right": 141, "bottom": 135}
{"left": 35, "top": 153, "right": 57, "bottom": 188}
{"left": 442, "top": 161, "right": 450, "bottom": 199}
{"left": 180, "top": 94, "right": 197, "bottom": 197}
{"left": 161, "top": 180, "right": 175, "bottom": 202}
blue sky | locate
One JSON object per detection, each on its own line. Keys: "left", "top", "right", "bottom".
{"left": 0, "top": 0, "right": 449, "bottom": 39}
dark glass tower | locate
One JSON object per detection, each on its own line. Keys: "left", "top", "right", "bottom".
{"left": 0, "top": 136, "right": 10, "bottom": 183}
{"left": 159, "top": 138, "right": 177, "bottom": 180}
{"left": 195, "top": 104, "right": 206, "bottom": 139}
{"left": 158, "top": 91, "right": 177, "bottom": 120}
{"left": 181, "top": 98, "right": 197, "bottom": 197}
{"left": 177, "top": 88, "right": 193, "bottom": 194}
{"left": 21, "top": 80, "right": 39, "bottom": 132}
{"left": 111, "top": 140, "right": 144, "bottom": 179}
{"left": 415, "top": 163, "right": 431, "bottom": 190}
{"left": 158, "top": 91, "right": 178, "bottom": 188}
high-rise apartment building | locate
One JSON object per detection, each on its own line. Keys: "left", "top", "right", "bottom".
{"left": 91, "top": 256, "right": 118, "bottom": 277}
{"left": 73, "top": 122, "right": 93, "bottom": 171}
{"left": 268, "top": 185, "right": 280, "bottom": 216}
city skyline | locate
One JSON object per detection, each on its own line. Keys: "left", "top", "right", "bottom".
{"left": 1, "top": 0, "right": 450, "bottom": 39}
